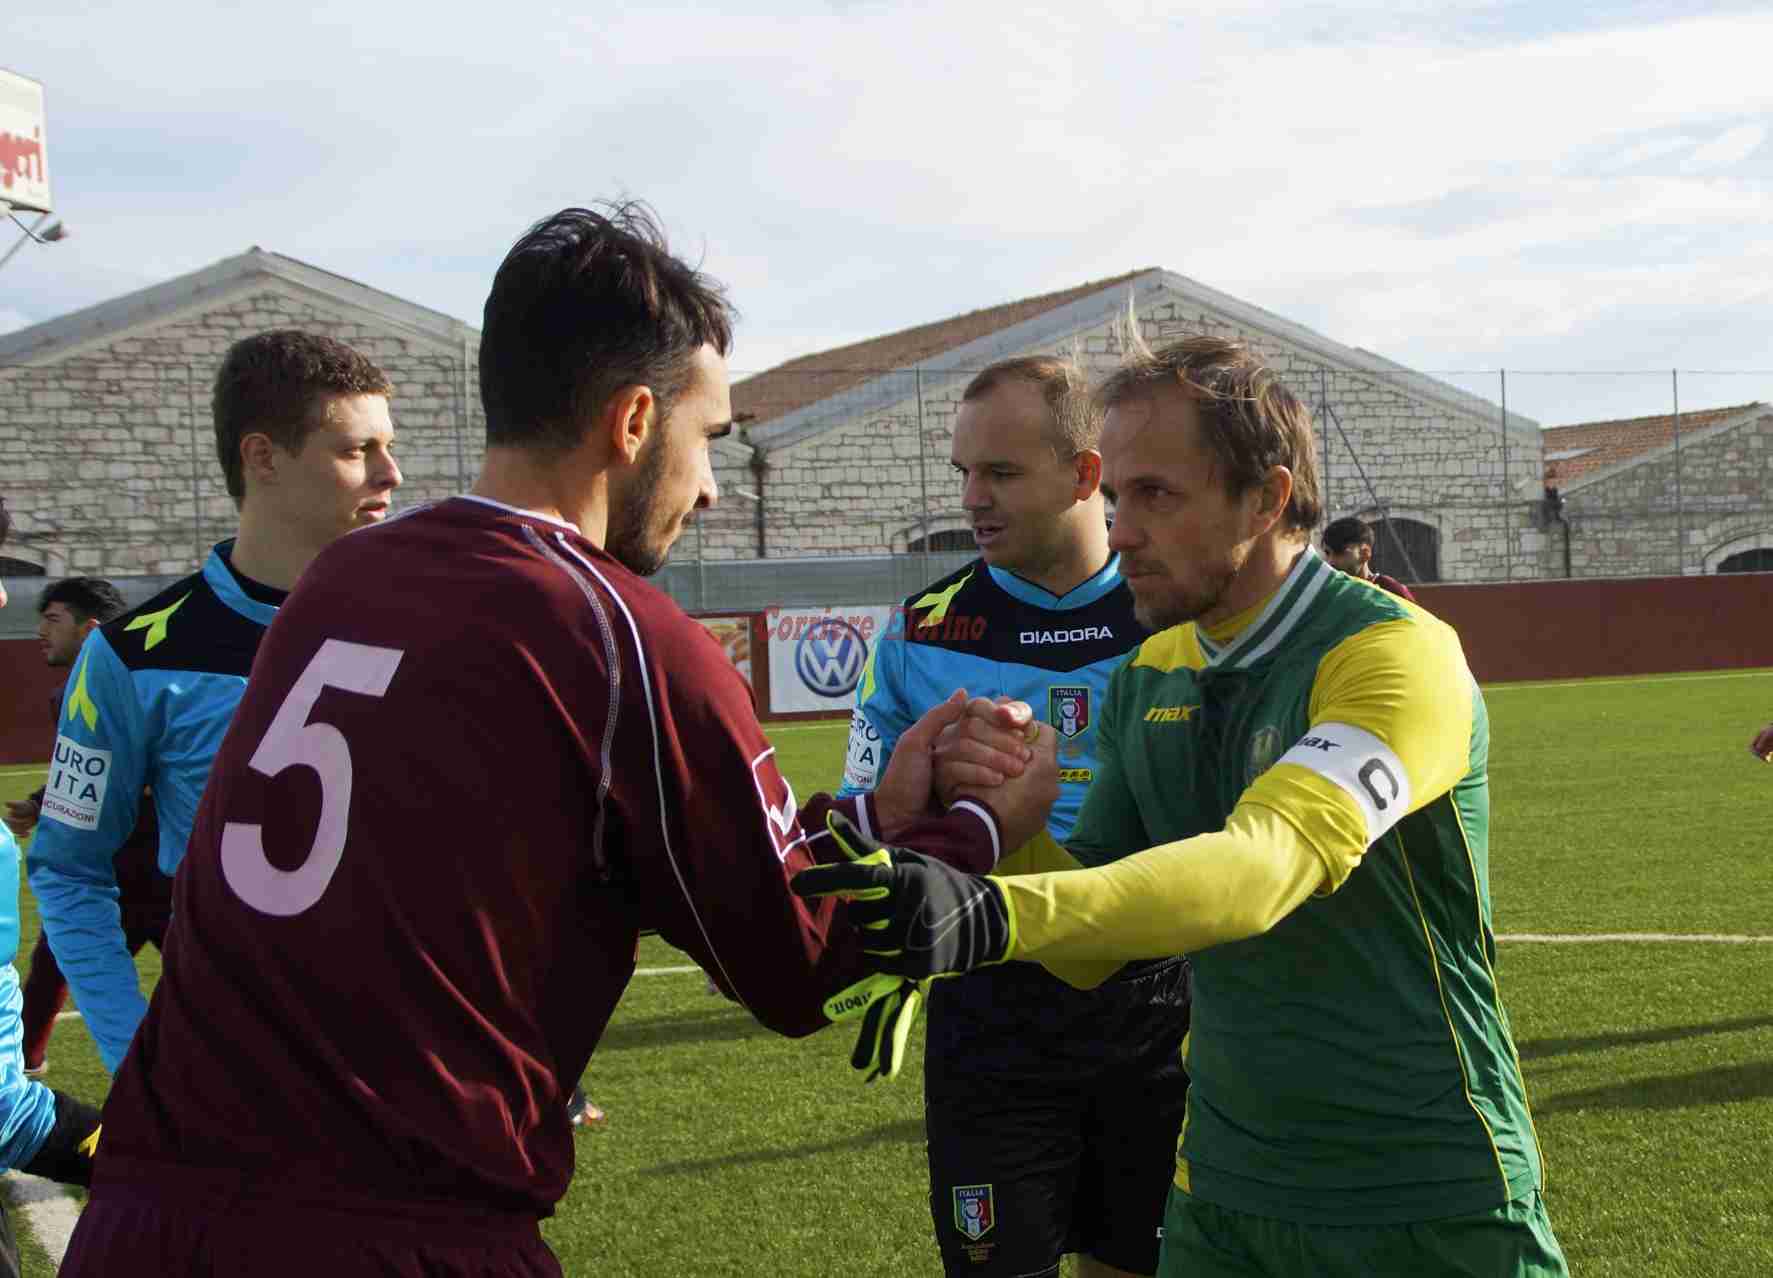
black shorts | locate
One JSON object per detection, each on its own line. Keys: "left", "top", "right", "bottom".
{"left": 924, "top": 957, "right": 1191, "bottom": 1277}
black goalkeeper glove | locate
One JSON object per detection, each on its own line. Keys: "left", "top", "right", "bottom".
{"left": 792, "top": 812, "right": 1015, "bottom": 980}
{"left": 822, "top": 972, "right": 928, "bottom": 1082}
{"left": 20, "top": 1090, "right": 101, "bottom": 1188}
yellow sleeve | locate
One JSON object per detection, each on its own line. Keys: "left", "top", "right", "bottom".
{"left": 1238, "top": 614, "right": 1475, "bottom": 892}
{"left": 990, "top": 613, "right": 1477, "bottom": 974}
{"left": 992, "top": 830, "right": 1082, "bottom": 878}
{"left": 991, "top": 832, "right": 1127, "bottom": 989}
{"left": 996, "top": 802, "right": 1324, "bottom": 968}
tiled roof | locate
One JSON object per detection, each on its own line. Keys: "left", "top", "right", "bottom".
{"left": 1543, "top": 403, "right": 1765, "bottom": 484}
{"left": 731, "top": 270, "right": 1151, "bottom": 426}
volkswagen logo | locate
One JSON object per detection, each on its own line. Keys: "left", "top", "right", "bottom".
{"left": 795, "top": 618, "right": 868, "bottom": 698}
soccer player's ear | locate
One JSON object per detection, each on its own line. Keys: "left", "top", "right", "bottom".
{"left": 1071, "top": 449, "right": 1103, "bottom": 502}
{"left": 603, "top": 384, "right": 656, "bottom": 465}
{"left": 1248, "top": 464, "right": 1294, "bottom": 538}
{"left": 239, "top": 432, "right": 278, "bottom": 491}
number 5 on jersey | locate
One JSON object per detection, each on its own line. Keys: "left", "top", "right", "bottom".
{"left": 222, "top": 640, "right": 405, "bottom": 917}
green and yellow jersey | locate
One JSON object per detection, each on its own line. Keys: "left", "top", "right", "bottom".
{"left": 995, "top": 545, "right": 1543, "bottom": 1225}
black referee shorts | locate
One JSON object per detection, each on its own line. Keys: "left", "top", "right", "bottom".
{"left": 923, "top": 957, "right": 1191, "bottom": 1277}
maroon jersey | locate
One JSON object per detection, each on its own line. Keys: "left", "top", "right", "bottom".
{"left": 1372, "top": 572, "right": 1418, "bottom": 602}
{"left": 95, "top": 496, "right": 999, "bottom": 1225}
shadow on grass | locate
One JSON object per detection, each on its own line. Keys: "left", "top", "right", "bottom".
{"left": 1535, "top": 1061, "right": 1773, "bottom": 1116}
{"left": 638, "top": 1118, "right": 926, "bottom": 1178}
{"left": 598, "top": 1007, "right": 765, "bottom": 1053}
{"left": 1517, "top": 1014, "right": 1773, "bottom": 1062}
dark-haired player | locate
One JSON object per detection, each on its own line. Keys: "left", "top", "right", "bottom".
{"left": 60, "top": 205, "right": 1055, "bottom": 1277}
{"left": 29, "top": 332, "right": 400, "bottom": 1071}
{"left": 1321, "top": 514, "right": 1417, "bottom": 601}
{"left": 1, "top": 577, "right": 172, "bottom": 1078}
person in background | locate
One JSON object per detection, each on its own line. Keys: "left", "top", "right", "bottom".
{"left": 28, "top": 330, "right": 402, "bottom": 1075}
{"left": 0, "top": 497, "right": 111, "bottom": 1278}
{"left": 1, "top": 577, "right": 172, "bottom": 1078}
{"left": 1320, "top": 514, "right": 1417, "bottom": 601}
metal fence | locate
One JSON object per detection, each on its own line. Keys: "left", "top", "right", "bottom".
{"left": 4, "top": 355, "right": 1770, "bottom": 590}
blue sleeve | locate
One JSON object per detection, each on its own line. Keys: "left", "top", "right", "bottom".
{"left": 0, "top": 827, "right": 60, "bottom": 1166}
{"left": 26, "top": 632, "right": 151, "bottom": 1073}
{"left": 836, "top": 628, "right": 913, "bottom": 797}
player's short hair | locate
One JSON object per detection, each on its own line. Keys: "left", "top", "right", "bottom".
{"left": 1095, "top": 334, "right": 1323, "bottom": 532}
{"left": 479, "top": 203, "right": 735, "bottom": 456}
{"left": 961, "top": 354, "right": 1102, "bottom": 457}
{"left": 1321, "top": 515, "right": 1375, "bottom": 555}
{"left": 212, "top": 331, "right": 393, "bottom": 502}
{"left": 38, "top": 576, "right": 127, "bottom": 624}
{"left": 0, "top": 495, "right": 10, "bottom": 549}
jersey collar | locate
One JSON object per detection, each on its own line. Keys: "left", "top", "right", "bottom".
{"left": 1195, "top": 545, "right": 1333, "bottom": 672}
{"left": 986, "top": 554, "right": 1124, "bottom": 612}
{"left": 204, "top": 541, "right": 279, "bottom": 627}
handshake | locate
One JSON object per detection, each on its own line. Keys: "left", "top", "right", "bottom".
{"left": 792, "top": 692, "right": 1059, "bottom": 1079}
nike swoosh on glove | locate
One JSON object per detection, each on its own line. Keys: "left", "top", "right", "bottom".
{"left": 791, "top": 812, "right": 1015, "bottom": 979}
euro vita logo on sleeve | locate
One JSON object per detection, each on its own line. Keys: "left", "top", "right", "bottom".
{"left": 41, "top": 736, "right": 112, "bottom": 832}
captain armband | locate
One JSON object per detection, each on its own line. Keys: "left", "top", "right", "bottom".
{"left": 1273, "top": 721, "right": 1414, "bottom": 845}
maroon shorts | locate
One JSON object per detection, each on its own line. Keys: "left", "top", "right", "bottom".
{"left": 62, "top": 1183, "right": 561, "bottom": 1278}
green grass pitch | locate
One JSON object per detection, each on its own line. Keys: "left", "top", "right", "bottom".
{"left": 3, "top": 668, "right": 1770, "bottom": 1275}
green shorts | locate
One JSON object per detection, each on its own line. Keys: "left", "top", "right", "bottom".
{"left": 1157, "top": 1185, "right": 1568, "bottom": 1278}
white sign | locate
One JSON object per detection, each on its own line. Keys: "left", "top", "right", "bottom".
{"left": 764, "top": 605, "right": 894, "bottom": 715}
{"left": 41, "top": 735, "right": 111, "bottom": 831}
{"left": 0, "top": 70, "right": 52, "bottom": 215}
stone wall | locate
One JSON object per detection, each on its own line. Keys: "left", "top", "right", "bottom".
{"left": 4, "top": 273, "right": 1558, "bottom": 586}
{"left": 710, "top": 287, "right": 1546, "bottom": 582}
{"left": 1542, "top": 410, "right": 1773, "bottom": 578}
{"left": 1, "top": 281, "right": 478, "bottom": 577}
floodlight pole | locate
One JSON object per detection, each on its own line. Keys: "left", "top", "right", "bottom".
{"left": 0, "top": 209, "right": 64, "bottom": 272}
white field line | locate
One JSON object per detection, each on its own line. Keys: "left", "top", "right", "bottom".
{"left": 3, "top": 1170, "right": 82, "bottom": 1265}
{"left": 1483, "top": 668, "right": 1773, "bottom": 692}
{"left": 41, "top": 931, "right": 1768, "bottom": 1035}
{"left": 1497, "top": 932, "right": 1773, "bottom": 944}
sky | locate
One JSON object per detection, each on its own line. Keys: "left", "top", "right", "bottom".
{"left": 4, "top": 0, "right": 1772, "bottom": 427}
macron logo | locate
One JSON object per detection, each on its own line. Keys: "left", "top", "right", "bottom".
{"left": 1020, "top": 626, "right": 1113, "bottom": 645}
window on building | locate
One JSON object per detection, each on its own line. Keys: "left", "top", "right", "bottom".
{"left": 1717, "top": 548, "right": 1773, "bottom": 574}
{"left": 1367, "top": 517, "right": 1440, "bottom": 584}
{"left": 907, "top": 529, "right": 976, "bottom": 553}
{"left": 0, "top": 558, "right": 45, "bottom": 577}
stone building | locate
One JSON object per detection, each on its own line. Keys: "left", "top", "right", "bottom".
{"left": 3, "top": 253, "right": 1548, "bottom": 586}
{"left": 0, "top": 249, "right": 480, "bottom": 578}
{"left": 724, "top": 268, "right": 1545, "bottom": 583}
{"left": 1540, "top": 402, "right": 1773, "bottom": 578}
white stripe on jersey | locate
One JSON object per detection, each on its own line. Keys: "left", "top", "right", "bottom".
{"left": 523, "top": 527, "right": 624, "bottom": 879}
{"left": 548, "top": 536, "right": 747, "bottom": 1012}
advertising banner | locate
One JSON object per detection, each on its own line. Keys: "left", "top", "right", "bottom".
{"left": 693, "top": 614, "right": 755, "bottom": 687}
{"left": 764, "top": 605, "right": 894, "bottom": 715}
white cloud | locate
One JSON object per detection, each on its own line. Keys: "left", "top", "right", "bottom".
{"left": 1681, "top": 123, "right": 1768, "bottom": 174}
{"left": 3, "top": 0, "right": 1772, "bottom": 433}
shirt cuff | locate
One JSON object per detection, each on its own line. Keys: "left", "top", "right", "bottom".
{"left": 946, "top": 799, "right": 1002, "bottom": 869}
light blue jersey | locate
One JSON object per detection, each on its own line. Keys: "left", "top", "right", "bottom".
{"left": 838, "top": 556, "right": 1143, "bottom": 845}
{"left": 0, "top": 824, "right": 58, "bottom": 1168}
{"left": 28, "top": 543, "right": 280, "bottom": 1071}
